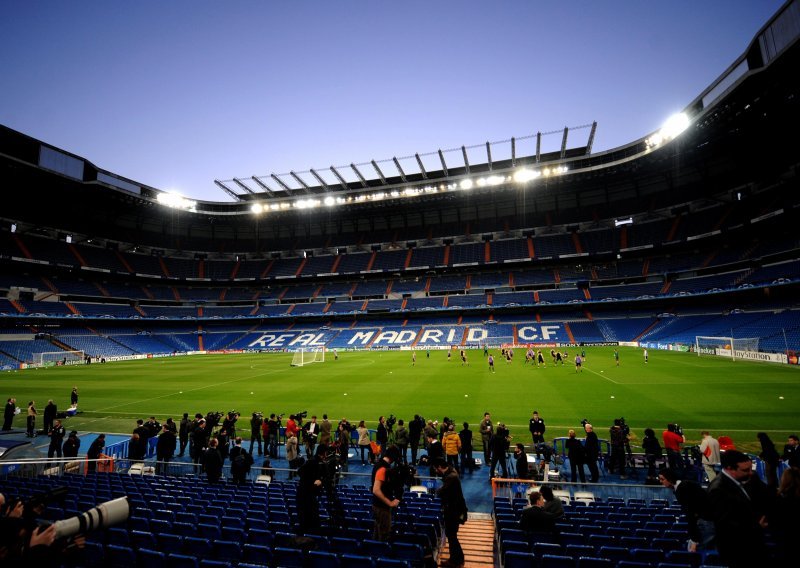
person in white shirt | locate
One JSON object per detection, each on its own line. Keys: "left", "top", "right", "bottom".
{"left": 699, "top": 431, "right": 721, "bottom": 481}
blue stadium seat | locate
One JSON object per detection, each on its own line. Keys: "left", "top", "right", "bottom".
{"left": 273, "top": 547, "right": 305, "bottom": 568}
{"left": 578, "top": 558, "right": 614, "bottom": 568}
{"left": 106, "top": 544, "right": 137, "bottom": 568}
{"left": 158, "top": 533, "right": 184, "bottom": 554}
{"left": 130, "top": 529, "right": 158, "bottom": 550}
{"left": 167, "top": 553, "right": 200, "bottom": 568}
{"left": 566, "top": 544, "right": 595, "bottom": 559}
{"left": 128, "top": 515, "right": 150, "bottom": 532}
{"left": 172, "top": 521, "right": 195, "bottom": 537}
{"left": 598, "top": 546, "right": 629, "bottom": 563}
{"left": 533, "top": 542, "right": 563, "bottom": 558}
{"left": 339, "top": 554, "right": 377, "bottom": 568}
{"left": 308, "top": 550, "right": 340, "bottom": 568}
{"left": 182, "top": 536, "right": 212, "bottom": 559}
{"left": 138, "top": 548, "right": 167, "bottom": 568}
{"left": 331, "top": 537, "right": 360, "bottom": 554}
{"left": 242, "top": 544, "right": 272, "bottom": 566}
{"left": 80, "top": 540, "right": 105, "bottom": 568}
{"left": 247, "top": 528, "right": 273, "bottom": 547}
{"left": 106, "top": 527, "right": 130, "bottom": 546}
{"left": 221, "top": 526, "right": 245, "bottom": 544}
{"left": 199, "top": 560, "right": 232, "bottom": 568}
{"left": 631, "top": 548, "right": 664, "bottom": 564}
{"left": 541, "top": 554, "right": 574, "bottom": 568}
{"left": 362, "top": 539, "right": 392, "bottom": 558}
{"left": 197, "top": 523, "right": 222, "bottom": 540}
{"left": 505, "top": 551, "right": 536, "bottom": 568}
{"left": 212, "top": 540, "right": 241, "bottom": 564}
{"left": 665, "top": 550, "right": 702, "bottom": 567}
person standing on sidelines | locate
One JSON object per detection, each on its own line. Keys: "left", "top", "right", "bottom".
{"left": 3, "top": 397, "right": 16, "bottom": 431}
{"left": 699, "top": 431, "right": 721, "bottom": 481}
{"left": 434, "top": 458, "right": 468, "bottom": 568}
{"left": 614, "top": 348, "right": 620, "bottom": 366}
{"left": 48, "top": 419, "right": 66, "bottom": 458}
{"left": 480, "top": 412, "right": 493, "bottom": 467}
{"left": 529, "top": 411, "right": 546, "bottom": 457}
{"left": 643, "top": 348, "right": 648, "bottom": 363}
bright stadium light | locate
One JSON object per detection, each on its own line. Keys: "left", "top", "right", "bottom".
{"left": 646, "top": 111, "right": 690, "bottom": 148}
{"left": 662, "top": 112, "right": 690, "bottom": 139}
{"left": 460, "top": 179, "right": 474, "bottom": 190}
{"left": 324, "top": 196, "right": 336, "bottom": 206}
{"left": 250, "top": 203, "right": 264, "bottom": 214}
{"left": 157, "top": 192, "right": 196, "bottom": 211}
{"left": 487, "top": 175, "right": 505, "bottom": 186}
{"left": 513, "top": 168, "right": 539, "bottom": 183}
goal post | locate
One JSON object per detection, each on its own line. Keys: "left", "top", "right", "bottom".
{"left": 290, "top": 347, "right": 325, "bottom": 367}
{"left": 695, "top": 336, "right": 760, "bottom": 361}
{"left": 36, "top": 350, "right": 85, "bottom": 367}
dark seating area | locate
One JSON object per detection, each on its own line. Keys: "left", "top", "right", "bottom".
{"left": 0, "top": 473, "right": 440, "bottom": 568}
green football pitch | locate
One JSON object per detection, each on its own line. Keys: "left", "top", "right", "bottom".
{"left": 4, "top": 346, "right": 798, "bottom": 453}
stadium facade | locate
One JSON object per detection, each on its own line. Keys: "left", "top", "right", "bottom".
{"left": 1, "top": 1, "right": 799, "bottom": 369}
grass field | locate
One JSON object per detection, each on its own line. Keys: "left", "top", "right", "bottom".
{"left": 3, "top": 346, "right": 798, "bottom": 453}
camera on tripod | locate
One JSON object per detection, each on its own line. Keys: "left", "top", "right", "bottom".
{"left": 667, "top": 423, "right": 683, "bottom": 436}
{"left": 296, "top": 410, "right": 308, "bottom": 420}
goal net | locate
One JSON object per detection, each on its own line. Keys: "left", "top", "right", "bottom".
{"left": 37, "top": 350, "right": 85, "bottom": 367}
{"left": 695, "top": 336, "right": 760, "bottom": 361}
{"left": 291, "top": 348, "right": 325, "bottom": 367}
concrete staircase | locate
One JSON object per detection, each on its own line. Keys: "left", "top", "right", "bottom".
{"left": 438, "top": 514, "right": 495, "bottom": 567}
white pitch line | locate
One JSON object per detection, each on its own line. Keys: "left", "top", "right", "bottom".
{"left": 583, "top": 366, "right": 621, "bottom": 384}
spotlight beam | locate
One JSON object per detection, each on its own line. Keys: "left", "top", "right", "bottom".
{"left": 214, "top": 180, "right": 239, "bottom": 200}
{"left": 392, "top": 157, "right": 407, "bottom": 182}
{"left": 250, "top": 176, "right": 275, "bottom": 195}
{"left": 415, "top": 153, "right": 428, "bottom": 179}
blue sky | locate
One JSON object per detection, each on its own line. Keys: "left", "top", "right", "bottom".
{"left": 0, "top": 1, "right": 784, "bottom": 202}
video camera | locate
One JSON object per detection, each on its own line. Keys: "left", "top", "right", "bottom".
{"left": 296, "top": 410, "right": 308, "bottom": 420}
{"left": 614, "top": 417, "right": 630, "bottom": 436}
{"left": 580, "top": 418, "right": 590, "bottom": 428}
{"left": 668, "top": 423, "right": 684, "bottom": 436}
{"left": 386, "top": 414, "right": 397, "bottom": 432}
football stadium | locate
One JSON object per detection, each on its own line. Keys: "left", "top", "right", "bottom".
{"left": 1, "top": 3, "right": 799, "bottom": 567}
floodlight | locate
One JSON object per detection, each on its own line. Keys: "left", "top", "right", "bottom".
{"left": 324, "top": 196, "right": 336, "bottom": 206}
{"left": 251, "top": 203, "right": 264, "bottom": 214}
{"left": 614, "top": 217, "right": 633, "bottom": 227}
{"left": 157, "top": 192, "right": 196, "bottom": 211}
{"left": 513, "top": 168, "right": 539, "bottom": 183}
{"left": 460, "top": 179, "right": 473, "bottom": 190}
{"left": 487, "top": 175, "right": 505, "bottom": 186}
{"left": 10, "top": 223, "right": 17, "bottom": 233}
{"left": 662, "top": 112, "right": 689, "bottom": 139}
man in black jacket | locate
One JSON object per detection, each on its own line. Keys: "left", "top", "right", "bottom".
{"left": 47, "top": 419, "right": 66, "bottom": 458}
{"left": 156, "top": 425, "right": 177, "bottom": 474}
{"left": 489, "top": 423, "right": 510, "bottom": 479}
{"left": 659, "top": 468, "right": 714, "bottom": 552}
{"left": 204, "top": 438, "right": 223, "bottom": 483}
{"left": 708, "top": 450, "right": 770, "bottom": 567}
{"left": 583, "top": 423, "right": 601, "bottom": 483}
{"left": 520, "top": 491, "right": 558, "bottom": 534}
{"left": 529, "top": 411, "right": 546, "bottom": 457}
{"left": 230, "top": 437, "right": 254, "bottom": 484}
{"left": 249, "top": 412, "right": 263, "bottom": 456}
{"left": 43, "top": 400, "right": 57, "bottom": 434}
{"left": 434, "top": 458, "right": 467, "bottom": 567}
{"left": 409, "top": 415, "right": 424, "bottom": 465}
{"left": 178, "top": 413, "right": 190, "bottom": 456}
{"left": 2, "top": 398, "right": 16, "bottom": 431}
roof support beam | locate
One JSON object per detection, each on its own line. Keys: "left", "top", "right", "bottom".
{"left": 250, "top": 176, "right": 275, "bottom": 194}
{"left": 392, "top": 157, "right": 407, "bottom": 182}
{"left": 214, "top": 180, "right": 239, "bottom": 200}
{"left": 289, "top": 171, "right": 311, "bottom": 194}
{"left": 415, "top": 153, "right": 428, "bottom": 179}
{"left": 511, "top": 137, "right": 516, "bottom": 167}
{"left": 371, "top": 160, "right": 388, "bottom": 185}
{"left": 232, "top": 178, "right": 255, "bottom": 194}
{"left": 309, "top": 168, "right": 329, "bottom": 190}
{"left": 270, "top": 173, "right": 292, "bottom": 192}
{"left": 486, "top": 142, "right": 493, "bottom": 171}
{"left": 586, "top": 121, "right": 597, "bottom": 155}
{"left": 536, "top": 132, "right": 542, "bottom": 163}
{"left": 329, "top": 166, "right": 349, "bottom": 191}
{"left": 461, "top": 146, "right": 470, "bottom": 174}
{"left": 560, "top": 127, "right": 569, "bottom": 159}
{"left": 350, "top": 163, "right": 368, "bottom": 188}
{"left": 438, "top": 149, "right": 448, "bottom": 176}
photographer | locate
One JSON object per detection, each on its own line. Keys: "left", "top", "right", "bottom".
{"left": 267, "top": 413, "right": 281, "bottom": 458}
{"left": 489, "top": 422, "right": 510, "bottom": 479}
{"left": 394, "top": 419, "right": 409, "bottom": 464}
{"left": 222, "top": 411, "right": 239, "bottom": 440}
{"left": 609, "top": 419, "right": 628, "bottom": 478}
{"left": 376, "top": 416, "right": 388, "bottom": 452}
{"left": 371, "top": 445, "right": 402, "bottom": 542}
{"left": 663, "top": 423, "right": 685, "bottom": 476}
{"left": 249, "top": 412, "right": 263, "bottom": 455}
{"left": 409, "top": 415, "right": 424, "bottom": 464}
{"left": 47, "top": 420, "right": 65, "bottom": 459}
{"left": 190, "top": 419, "right": 207, "bottom": 464}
